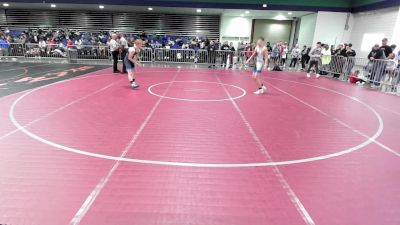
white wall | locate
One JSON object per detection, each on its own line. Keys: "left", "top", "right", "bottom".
{"left": 297, "top": 13, "right": 317, "bottom": 47}
{"left": 312, "top": 11, "right": 352, "bottom": 46}
{"left": 253, "top": 19, "right": 292, "bottom": 44}
{"left": 392, "top": 7, "right": 400, "bottom": 47}
{"left": 350, "top": 7, "right": 400, "bottom": 57}
{"left": 218, "top": 7, "right": 400, "bottom": 56}
{"left": 288, "top": 19, "right": 298, "bottom": 48}
{"left": 220, "top": 16, "right": 252, "bottom": 44}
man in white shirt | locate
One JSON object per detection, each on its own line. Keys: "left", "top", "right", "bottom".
{"left": 119, "top": 33, "right": 129, "bottom": 73}
{"left": 109, "top": 33, "right": 120, "bottom": 73}
{"left": 38, "top": 39, "right": 47, "bottom": 56}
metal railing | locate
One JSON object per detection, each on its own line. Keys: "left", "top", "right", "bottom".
{"left": 0, "top": 43, "right": 25, "bottom": 57}
{"left": 1, "top": 43, "right": 399, "bottom": 95}
{"left": 318, "top": 55, "right": 400, "bottom": 92}
{"left": 1, "top": 44, "right": 248, "bottom": 66}
{"left": 140, "top": 48, "right": 153, "bottom": 62}
{"left": 154, "top": 48, "right": 195, "bottom": 63}
{"left": 25, "top": 43, "right": 68, "bottom": 58}
{"left": 76, "top": 45, "right": 110, "bottom": 60}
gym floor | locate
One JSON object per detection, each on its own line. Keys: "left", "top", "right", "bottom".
{"left": 0, "top": 62, "right": 399, "bottom": 225}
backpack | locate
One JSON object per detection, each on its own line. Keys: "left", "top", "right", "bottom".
{"left": 272, "top": 65, "right": 282, "bottom": 71}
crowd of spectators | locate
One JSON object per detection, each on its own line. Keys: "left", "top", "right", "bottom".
{"left": 0, "top": 28, "right": 217, "bottom": 50}
{"left": 1, "top": 28, "right": 399, "bottom": 81}
{"left": 0, "top": 28, "right": 224, "bottom": 58}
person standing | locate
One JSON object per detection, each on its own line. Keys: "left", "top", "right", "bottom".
{"left": 380, "top": 38, "right": 392, "bottom": 58}
{"left": 0, "top": 35, "right": 6, "bottom": 59}
{"left": 343, "top": 43, "right": 356, "bottom": 79}
{"left": 38, "top": 38, "right": 47, "bottom": 56}
{"left": 207, "top": 41, "right": 217, "bottom": 68}
{"left": 306, "top": 42, "right": 323, "bottom": 78}
{"left": 280, "top": 42, "right": 288, "bottom": 67}
{"left": 237, "top": 41, "right": 245, "bottom": 65}
{"left": 270, "top": 43, "right": 280, "bottom": 66}
{"left": 119, "top": 33, "right": 129, "bottom": 74}
{"left": 332, "top": 43, "right": 347, "bottom": 78}
{"left": 245, "top": 37, "right": 268, "bottom": 94}
{"left": 221, "top": 41, "right": 230, "bottom": 67}
{"left": 266, "top": 42, "right": 272, "bottom": 53}
{"left": 300, "top": 45, "right": 309, "bottom": 71}
{"left": 67, "top": 38, "right": 74, "bottom": 49}
{"left": 110, "top": 33, "right": 120, "bottom": 73}
{"left": 320, "top": 44, "right": 331, "bottom": 75}
{"left": 124, "top": 39, "right": 143, "bottom": 89}
{"left": 289, "top": 44, "right": 300, "bottom": 68}
{"left": 368, "top": 44, "right": 386, "bottom": 86}
{"left": 387, "top": 44, "right": 397, "bottom": 59}
{"left": 228, "top": 42, "right": 235, "bottom": 69}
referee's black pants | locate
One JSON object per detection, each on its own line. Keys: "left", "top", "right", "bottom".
{"left": 120, "top": 49, "right": 127, "bottom": 73}
{"left": 112, "top": 51, "right": 119, "bottom": 72}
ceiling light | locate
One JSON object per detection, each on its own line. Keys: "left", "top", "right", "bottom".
{"left": 50, "top": 4, "right": 56, "bottom": 8}
{"left": 99, "top": 5, "right": 104, "bottom": 9}
{"left": 245, "top": 11, "right": 250, "bottom": 14}
{"left": 262, "top": 4, "right": 267, "bottom": 8}
{"left": 240, "top": 14, "right": 244, "bottom": 17}
{"left": 273, "top": 15, "right": 286, "bottom": 20}
{"left": 3, "top": 3, "right": 9, "bottom": 7}
{"left": 196, "top": 9, "right": 202, "bottom": 13}
{"left": 288, "top": 12, "right": 293, "bottom": 15}
{"left": 148, "top": 7, "right": 153, "bottom": 11}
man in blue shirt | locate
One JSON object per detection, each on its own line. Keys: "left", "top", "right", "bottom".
{"left": 0, "top": 35, "right": 7, "bottom": 58}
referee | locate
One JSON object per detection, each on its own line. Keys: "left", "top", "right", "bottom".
{"left": 110, "top": 33, "right": 120, "bottom": 73}
{"left": 119, "top": 33, "right": 129, "bottom": 74}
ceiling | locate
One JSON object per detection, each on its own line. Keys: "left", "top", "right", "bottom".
{"left": 222, "top": 9, "right": 311, "bottom": 19}
{"left": 0, "top": 3, "right": 312, "bottom": 19}
{"left": 1, "top": 0, "right": 398, "bottom": 13}
{"left": 1, "top": 0, "right": 386, "bottom": 8}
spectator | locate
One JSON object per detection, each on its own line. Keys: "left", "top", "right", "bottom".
{"left": 343, "top": 43, "right": 356, "bottom": 79}
{"left": 382, "top": 44, "right": 398, "bottom": 91}
{"left": 277, "top": 41, "right": 283, "bottom": 56}
{"left": 182, "top": 42, "right": 189, "bottom": 49}
{"left": 270, "top": 43, "right": 280, "bottom": 66}
{"left": 333, "top": 43, "right": 346, "bottom": 57}
{"left": 345, "top": 43, "right": 356, "bottom": 57}
{"left": 67, "top": 38, "right": 73, "bottom": 48}
{"left": 139, "top": 31, "right": 147, "bottom": 40}
{"left": 204, "top": 37, "right": 210, "bottom": 48}
{"left": 387, "top": 44, "right": 397, "bottom": 59}
{"left": 289, "top": 44, "right": 300, "bottom": 68}
{"left": 243, "top": 43, "right": 254, "bottom": 66}
{"left": 207, "top": 41, "right": 217, "bottom": 68}
{"left": 380, "top": 38, "right": 392, "bottom": 58}
{"left": 236, "top": 41, "right": 245, "bottom": 64}
{"left": 47, "top": 38, "right": 56, "bottom": 53}
{"left": 320, "top": 44, "right": 331, "bottom": 75}
{"left": 237, "top": 41, "right": 245, "bottom": 53}
{"left": 38, "top": 38, "right": 47, "bottom": 56}
{"left": 266, "top": 42, "right": 272, "bottom": 52}
{"left": 215, "top": 39, "right": 221, "bottom": 51}
{"left": 221, "top": 41, "right": 230, "bottom": 67}
{"left": 0, "top": 35, "right": 7, "bottom": 59}
{"left": 307, "top": 41, "right": 323, "bottom": 78}
{"left": 368, "top": 44, "right": 386, "bottom": 86}
{"left": 228, "top": 42, "right": 235, "bottom": 69}
{"left": 332, "top": 43, "right": 347, "bottom": 78}
{"left": 300, "top": 45, "right": 310, "bottom": 71}
{"left": 280, "top": 42, "right": 288, "bottom": 67}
